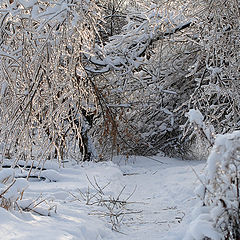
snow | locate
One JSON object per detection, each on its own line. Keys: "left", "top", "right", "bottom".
{"left": 0, "top": 168, "right": 15, "bottom": 183}
{"left": 3, "top": 178, "right": 29, "bottom": 201}
{"left": 184, "top": 214, "right": 223, "bottom": 240}
{"left": 18, "top": 0, "right": 38, "bottom": 9}
{"left": 207, "top": 131, "right": 240, "bottom": 180}
{"left": 186, "top": 109, "right": 215, "bottom": 144}
{"left": 0, "top": 156, "right": 205, "bottom": 240}
{"left": 113, "top": 156, "right": 205, "bottom": 240}
{"left": 185, "top": 131, "right": 240, "bottom": 239}
{"left": 41, "top": 170, "right": 61, "bottom": 182}
{"left": 0, "top": 80, "right": 8, "bottom": 98}
{"left": 187, "top": 109, "right": 204, "bottom": 127}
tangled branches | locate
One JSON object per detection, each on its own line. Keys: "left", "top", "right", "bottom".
{"left": 0, "top": 0, "right": 101, "bottom": 164}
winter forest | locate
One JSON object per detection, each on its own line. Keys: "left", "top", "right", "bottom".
{"left": 0, "top": 0, "right": 239, "bottom": 239}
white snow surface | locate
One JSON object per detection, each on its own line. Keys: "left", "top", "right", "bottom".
{"left": 0, "top": 156, "right": 205, "bottom": 240}
{"left": 187, "top": 109, "right": 204, "bottom": 127}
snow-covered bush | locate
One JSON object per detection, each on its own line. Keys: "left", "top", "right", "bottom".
{"left": 185, "top": 131, "right": 240, "bottom": 240}
{"left": 0, "top": 169, "right": 28, "bottom": 210}
{"left": 180, "top": 0, "right": 240, "bottom": 158}
{"left": 90, "top": 0, "right": 239, "bottom": 158}
{"left": 0, "top": 168, "right": 56, "bottom": 215}
{"left": 87, "top": 0, "right": 197, "bottom": 157}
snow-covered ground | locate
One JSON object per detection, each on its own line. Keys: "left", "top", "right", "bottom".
{"left": 0, "top": 156, "right": 205, "bottom": 240}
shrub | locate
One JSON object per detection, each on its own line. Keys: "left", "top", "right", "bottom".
{"left": 185, "top": 131, "right": 240, "bottom": 240}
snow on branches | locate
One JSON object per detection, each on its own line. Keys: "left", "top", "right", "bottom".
{"left": 86, "top": 2, "right": 192, "bottom": 75}
{"left": 185, "top": 131, "right": 240, "bottom": 240}
{"left": 0, "top": 0, "right": 239, "bottom": 161}
{"left": 0, "top": 0, "right": 101, "bottom": 163}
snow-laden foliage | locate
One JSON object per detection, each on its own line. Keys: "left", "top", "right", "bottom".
{"left": 0, "top": 0, "right": 239, "bottom": 162}
{"left": 180, "top": 0, "right": 240, "bottom": 157}
{"left": 0, "top": 0, "right": 101, "bottom": 163}
{"left": 87, "top": 0, "right": 239, "bottom": 158}
{"left": 87, "top": 0, "right": 197, "bottom": 156}
{"left": 136, "top": 0, "right": 240, "bottom": 157}
{"left": 186, "top": 131, "right": 240, "bottom": 240}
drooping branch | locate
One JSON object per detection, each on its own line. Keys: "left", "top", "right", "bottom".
{"left": 84, "top": 18, "right": 193, "bottom": 74}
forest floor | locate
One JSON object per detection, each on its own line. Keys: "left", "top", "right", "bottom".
{"left": 0, "top": 156, "right": 205, "bottom": 240}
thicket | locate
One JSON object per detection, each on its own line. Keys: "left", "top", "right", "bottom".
{"left": 0, "top": 0, "right": 239, "bottom": 164}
